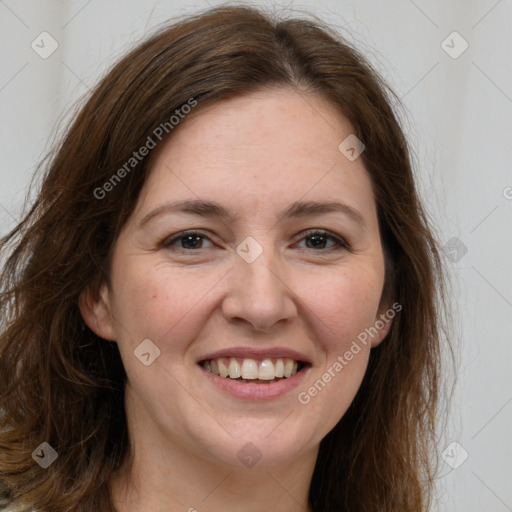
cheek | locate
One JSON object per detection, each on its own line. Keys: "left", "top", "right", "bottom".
{"left": 109, "top": 256, "right": 223, "bottom": 348}
{"left": 309, "top": 263, "right": 384, "bottom": 353}
{"left": 296, "top": 265, "right": 383, "bottom": 428}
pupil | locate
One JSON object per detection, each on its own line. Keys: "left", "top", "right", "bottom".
{"left": 307, "top": 235, "right": 326, "bottom": 249}
{"left": 183, "top": 235, "right": 201, "bottom": 249}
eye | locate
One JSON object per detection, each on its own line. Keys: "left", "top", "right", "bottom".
{"left": 295, "top": 229, "right": 349, "bottom": 251}
{"left": 161, "top": 230, "right": 214, "bottom": 250}
{"left": 161, "top": 229, "right": 349, "bottom": 252}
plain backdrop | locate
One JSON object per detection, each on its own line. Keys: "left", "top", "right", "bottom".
{"left": 1, "top": 1, "right": 511, "bottom": 510}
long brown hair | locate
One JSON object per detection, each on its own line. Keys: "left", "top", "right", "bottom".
{"left": 0, "top": 5, "right": 450, "bottom": 511}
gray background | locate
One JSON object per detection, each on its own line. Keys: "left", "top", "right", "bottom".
{"left": 1, "top": 1, "right": 511, "bottom": 510}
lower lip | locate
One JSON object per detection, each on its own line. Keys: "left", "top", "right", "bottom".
{"left": 199, "top": 365, "right": 309, "bottom": 401}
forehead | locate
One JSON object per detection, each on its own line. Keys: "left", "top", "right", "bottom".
{"left": 134, "top": 88, "right": 377, "bottom": 225}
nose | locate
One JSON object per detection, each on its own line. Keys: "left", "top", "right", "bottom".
{"left": 221, "top": 244, "right": 297, "bottom": 333}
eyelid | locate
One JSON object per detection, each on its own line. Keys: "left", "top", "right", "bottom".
{"left": 161, "top": 229, "right": 214, "bottom": 249}
{"left": 293, "top": 228, "right": 349, "bottom": 250}
{"left": 161, "top": 228, "right": 349, "bottom": 251}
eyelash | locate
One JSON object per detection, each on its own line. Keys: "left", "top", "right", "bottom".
{"left": 161, "top": 229, "right": 349, "bottom": 252}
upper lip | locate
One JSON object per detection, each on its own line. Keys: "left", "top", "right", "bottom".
{"left": 197, "top": 346, "right": 311, "bottom": 364}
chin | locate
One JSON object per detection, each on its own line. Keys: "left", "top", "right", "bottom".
{"left": 189, "top": 420, "right": 316, "bottom": 469}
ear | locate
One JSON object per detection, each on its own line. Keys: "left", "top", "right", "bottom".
{"left": 78, "top": 282, "right": 116, "bottom": 341}
{"left": 370, "top": 302, "right": 397, "bottom": 348}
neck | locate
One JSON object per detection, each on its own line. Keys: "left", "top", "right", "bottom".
{"left": 110, "top": 443, "right": 316, "bottom": 512}
{"left": 109, "top": 392, "right": 317, "bottom": 512}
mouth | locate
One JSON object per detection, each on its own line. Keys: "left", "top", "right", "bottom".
{"left": 199, "top": 357, "right": 309, "bottom": 384}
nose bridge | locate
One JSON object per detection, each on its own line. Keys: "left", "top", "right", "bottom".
{"left": 222, "top": 236, "right": 296, "bottom": 331}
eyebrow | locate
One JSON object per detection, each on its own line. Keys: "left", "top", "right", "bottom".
{"left": 138, "top": 199, "right": 366, "bottom": 228}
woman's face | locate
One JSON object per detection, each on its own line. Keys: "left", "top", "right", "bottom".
{"left": 82, "top": 87, "right": 391, "bottom": 469}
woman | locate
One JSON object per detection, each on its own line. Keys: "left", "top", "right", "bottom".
{"left": 0, "top": 5, "right": 449, "bottom": 511}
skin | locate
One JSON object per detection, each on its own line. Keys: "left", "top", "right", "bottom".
{"left": 80, "top": 87, "right": 392, "bottom": 512}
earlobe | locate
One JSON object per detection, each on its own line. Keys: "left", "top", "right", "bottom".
{"left": 370, "top": 304, "right": 395, "bottom": 348}
{"left": 78, "top": 283, "right": 116, "bottom": 341}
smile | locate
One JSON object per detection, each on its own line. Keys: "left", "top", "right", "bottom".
{"left": 200, "top": 357, "right": 307, "bottom": 383}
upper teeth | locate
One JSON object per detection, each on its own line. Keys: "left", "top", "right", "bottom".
{"left": 202, "top": 357, "right": 299, "bottom": 380}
